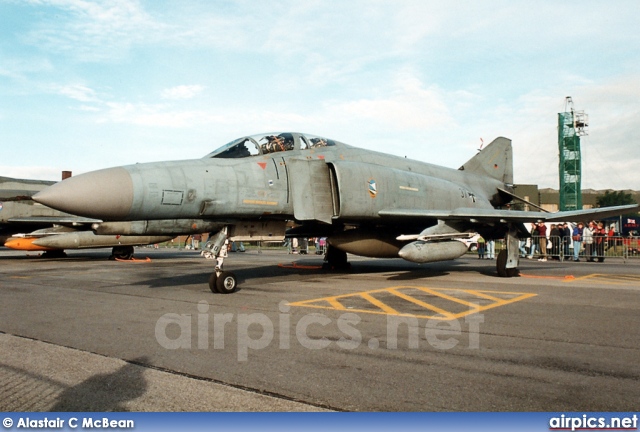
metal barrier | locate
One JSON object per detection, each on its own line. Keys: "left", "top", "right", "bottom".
{"left": 520, "top": 235, "right": 639, "bottom": 262}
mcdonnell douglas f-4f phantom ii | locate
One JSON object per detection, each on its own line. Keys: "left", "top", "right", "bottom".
{"left": 33, "top": 132, "right": 638, "bottom": 292}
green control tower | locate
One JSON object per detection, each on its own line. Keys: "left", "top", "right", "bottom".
{"left": 558, "top": 97, "right": 588, "bottom": 211}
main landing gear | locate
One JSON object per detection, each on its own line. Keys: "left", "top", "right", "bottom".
{"left": 205, "top": 227, "right": 239, "bottom": 294}
{"left": 41, "top": 250, "right": 67, "bottom": 258}
{"left": 322, "top": 244, "right": 351, "bottom": 271}
{"left": 110, "top": 245, "right": 134, "bottom": 260}
{"left": 496, "top": 224, "right": 520, "bottom": 278}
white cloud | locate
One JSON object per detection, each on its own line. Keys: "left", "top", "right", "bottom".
{"left": 0, "top": 57, "right": 54, "bottom": 79}
{"left": 49, "top": 83, "right": 99, "bottom": 102}
{"left": 328, "top": 69, "right": 454, "bottom": 130}
{"left": 161, "top": 85, "right": 205, "bottom": 100}
{"left": 78, "top": 105, "right": 101, "bottom": 112}
{"left": 99, "top": 102, "right": 223, "bottom": 127}
{"left": 24, "top": 0, "right": 167, "bottom": 61}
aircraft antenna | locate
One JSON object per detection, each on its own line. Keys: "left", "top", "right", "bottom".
{"left": 558, "top": 96, "right": 588, "bottom": 210}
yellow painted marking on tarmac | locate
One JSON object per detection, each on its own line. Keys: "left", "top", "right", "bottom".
{"left": 326, "top": 298, "right": 346, "bottom": 310}
{"left": 10, "top": 276, "right": 31, "bottom": 279}
{"left": 414, "top": 286, "right": 482, "bottom": 309}
{"left": 463, "top": 291, "right": 537, "bottom": 317}
{"left": 607, "top": 274, "right": 640, "bottom": 280}
{"left": 359, "top": 292, "right": 401, "bottom": 315}
{"left": 565, "top": 274, "right": 598, "bottom": 282}
{"left": 564, "top": 273, "right": 640, "bottom": 286}
{"left": 386, "top": 288, "right": 455, "bottom": 319}
{"left": 289, "top": 286, "right": 536, "bottom": 320}
{"left": 463, "top": 289, "right": 505, "bottom": 303}
{"left": 607, "top": 276, "right": 640, "bottom": 283}
{"left": 521, "top": 273, "right": 574, "bottom": 280}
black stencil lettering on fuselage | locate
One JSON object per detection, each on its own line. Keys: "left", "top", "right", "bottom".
{"left": 162, "top": 190, "right": 184, "bottom": 205}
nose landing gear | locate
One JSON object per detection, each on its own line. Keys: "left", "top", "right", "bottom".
{"left": 205, "top": 227, "right": 240, "bottom": 294}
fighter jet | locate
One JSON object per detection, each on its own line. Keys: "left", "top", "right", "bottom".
{"left": 33, "top": 132, "right": 638, "bottom": 292}
{"left": 1, "top": 174, "right": 171, "bottom": 258}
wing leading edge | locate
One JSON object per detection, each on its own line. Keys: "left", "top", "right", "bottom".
{"left": 379, "top": 204, "right": 639, "bottom": 223}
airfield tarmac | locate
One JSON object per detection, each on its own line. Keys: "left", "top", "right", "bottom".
{"left": 0, "top": 247, "right": 638, "bottom": 412}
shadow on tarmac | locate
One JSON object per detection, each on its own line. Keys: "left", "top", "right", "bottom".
{"left": 51, "top": 358, "right": 148, "bottom": 412}
{"left": 134, "top": 255, "right": 506, "bottom": 290}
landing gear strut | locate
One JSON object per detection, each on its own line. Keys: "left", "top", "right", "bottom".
{"left": 206, "top": 227, "right": 239, "bottom": 294}
{"left": 496, "top": 224, "right": 520, "bottom": 277}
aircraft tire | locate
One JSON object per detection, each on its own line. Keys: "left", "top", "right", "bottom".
{"left": 111, "top": 246, "right": 134, "bottom": 260}
{"left": 496, "top": 250, "right": 518, "bottom": 277}
{"left": 41, "top": 250, "right": 67, "bottom": 259}
{"left": 208, "top": 272, "right": 219, "bottom": 293}
{"left": 324, "top": 245, "right": 350, "bottom": 271}
{"left": 322, "top": 262, "right": 352, "bottom": 271}
{"left": 216, "top": 271, "right": 239, "bottom": 294}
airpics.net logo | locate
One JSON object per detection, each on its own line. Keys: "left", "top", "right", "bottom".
{"left": 549, "top": 414, "right": 638, "bottom": 431}
{"left": 154, "top": 300, "right": 484, "bottom": 361}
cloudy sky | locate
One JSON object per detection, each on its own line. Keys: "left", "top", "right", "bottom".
{"left": 1, "top": 0, "right": 639, "bottom": 190}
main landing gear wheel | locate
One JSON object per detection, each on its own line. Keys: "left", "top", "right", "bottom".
{"left": 110, "top": 245, "right": 134, "bottom": 260}
{"left": 496, "top": 250, "right": 519, "bottom": 277}
{"left": 322, "top": 245, "right": 351, "bottom": 271}
{"left": 41, "top": 250, "right": 67, "bottom": 258}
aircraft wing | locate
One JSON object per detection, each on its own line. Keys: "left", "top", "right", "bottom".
{"left": 379, "top": 204, "right": 638, "bottom": 223}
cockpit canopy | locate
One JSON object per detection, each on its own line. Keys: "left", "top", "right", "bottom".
{"left": 204, "top": 132, "right": 341, "bottom": 159}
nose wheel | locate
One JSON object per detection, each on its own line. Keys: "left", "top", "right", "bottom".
{"left": 208, "top": 271, "right": 238, "bottom": 294}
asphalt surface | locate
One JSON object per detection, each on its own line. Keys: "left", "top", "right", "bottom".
{"left": 1, "top": 247, "right": 638, "bottom": 411}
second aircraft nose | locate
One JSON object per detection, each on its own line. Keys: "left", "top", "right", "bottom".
{"left": 33, "top": 167, "right": 134, "bottom": 220}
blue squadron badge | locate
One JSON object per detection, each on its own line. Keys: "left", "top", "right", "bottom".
{"left": 368, "top": 179, "right": 377, "bottom": 198}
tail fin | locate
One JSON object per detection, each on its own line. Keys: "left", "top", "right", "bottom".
{"left": 459, "top": 137, "right": 513, "bottom": 184}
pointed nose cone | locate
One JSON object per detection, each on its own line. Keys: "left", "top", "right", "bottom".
{"left": 4, "top": 237, "right": 54, "bottom": 251}
{"left": 33, "top": 167, "right": 134, "bottom": 220}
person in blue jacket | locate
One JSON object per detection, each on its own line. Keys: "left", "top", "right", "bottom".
{"left": 572, "top": 222, "right": 584, "bottom": 261}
